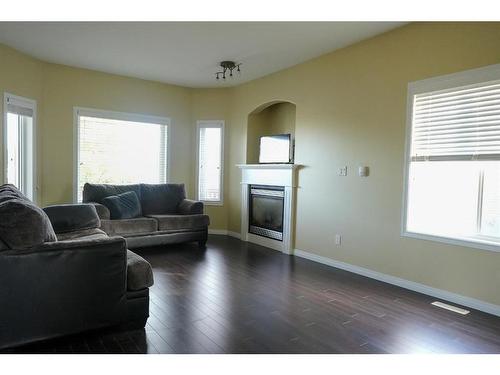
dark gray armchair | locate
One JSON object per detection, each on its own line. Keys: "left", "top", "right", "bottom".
{"left": 0, "top": 185, "right": 153, "bottom": 350}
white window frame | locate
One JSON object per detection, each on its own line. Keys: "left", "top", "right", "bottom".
{"left": 73, "top": 107, "right": 171, "bottom": 203}
{"left": 196, "top": 120, "right": 224, "bottom": 206}
{"left": 402, "top": 63, "right": 500, "bottom": 253}
{"left": 3, "top": 92, "right": 37, "bottom": 202}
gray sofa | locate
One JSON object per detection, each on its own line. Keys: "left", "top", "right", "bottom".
{"left": 82, "top": 183, "right": 210, "bottom": 249}
{"left": 0, "top": 184, "right": 154, "bottom": 350}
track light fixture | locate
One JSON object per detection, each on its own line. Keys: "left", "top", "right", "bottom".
{"left": 215, "top": 61, "right": 241, "bottom": 80}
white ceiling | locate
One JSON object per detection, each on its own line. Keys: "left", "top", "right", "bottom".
{"left": 0, "top": 22, "right": 405, "bottom": 88}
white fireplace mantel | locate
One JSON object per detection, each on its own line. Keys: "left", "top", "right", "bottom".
{"left": 237, "top": 163, "right": 300, "bottom": 254}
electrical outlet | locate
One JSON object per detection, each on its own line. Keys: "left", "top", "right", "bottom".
{"left": 338, "top": 166, "right": 347, "bottom": 176}
{"left": 335, "top": 234, "right": 341, "bottom": 245}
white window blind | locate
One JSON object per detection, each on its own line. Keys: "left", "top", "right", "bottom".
{"left": 197, "top": 121, "right": 223, "bottom": 204}
{"left": 404, "top": 65, "right": 500, "bottom": 252}
{"left": 76, "top": 109, "right": 169, "bottom": 202}
{"left": 411, "top": 80, "right": 500, "bottom": 161}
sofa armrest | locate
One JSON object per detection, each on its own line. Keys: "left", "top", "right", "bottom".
{"left": 86, "top": 202, "right": 111, "bottom": 220}
{"left": 31, "top": 236, "right": 125, "bottom": 253}
{"left": 0, "top": 236, "right": 127, "bottom": 349}
{"left": 178, "top": 199, "right": 204, "bottom": 215}
{"left": 43, "top": 203, "right": 100, "bottom": 234}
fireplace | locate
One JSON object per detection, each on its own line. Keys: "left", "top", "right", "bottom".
{"left": 238, "top": 163, "right": 299, "bottom": 254}
{"left": 249, "top": 185, "right": 284, "bottom": 241}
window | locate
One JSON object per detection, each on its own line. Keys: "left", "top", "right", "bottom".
{"left": 75, "top": 108, "right": 169, "bottom": 202}
{"left": 3, "top": 93, "right": 36, "bottom": 201}
{"left": 403, "top": 64, "right": 500, "bottom": 252}
{"left": 197, "top": 120, "right": 224, "bottom": 205}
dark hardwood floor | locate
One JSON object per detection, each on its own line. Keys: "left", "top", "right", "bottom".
{"left": 4, "top": 235, "right": 500, "bottom": 354}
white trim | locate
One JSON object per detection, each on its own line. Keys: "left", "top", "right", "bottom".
{"left": 3, "top": 92, "right": 37, "bottom": 203}
{"left": 208, "top": 229, "right": 228, "bottom": 235}
{"left": 196, "top": 120, "right": 224, "bottom": 206}
{"left": 236, "top": 163, "right": 299, "bottom": 170}
{"left": 408, "top": 63, "right": 500, "bottom": 95}
{"left": 74, "top": 106, "right": 170, "bottom": 125}
{"left": 73, "top": 107, "right": 171, "bottom": 203}
{"left": 402, "top": 231, "right": 500, "bottom": 253}
{"left": 293, "top": 248, "right": 500, "bottom": 317}
{"left": 401, "top": 63, "right": 500, "bottom": 253}
{"left": 207, "top": 229, "right": 241, "bottom": 239}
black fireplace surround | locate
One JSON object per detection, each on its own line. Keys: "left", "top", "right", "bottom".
{"left": 249, "top": 185, "right": 284, "bottom": 241}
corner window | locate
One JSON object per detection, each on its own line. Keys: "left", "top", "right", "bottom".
{"left": 75, "top": 108, "right": 169, "bottom": 202}
{"left": 403, "top": 64, "right": 500, "bottom": 251}
{"left": 197, "top": 120, "right": 224, "bottom": 205}
{"left": 3, "top": 93, "right": 36, "bottom": 201}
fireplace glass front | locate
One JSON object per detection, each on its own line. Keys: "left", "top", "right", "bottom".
{"left": 249, "top": 185, "right": 284, "bottom": 241}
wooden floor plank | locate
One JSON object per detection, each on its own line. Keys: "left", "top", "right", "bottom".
{"left": 4, "top": 235, "right": 500, "bottom": 354}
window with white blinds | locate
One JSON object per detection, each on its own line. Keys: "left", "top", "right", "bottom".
{"left": 75, "top": 108, "right": 169, "bottom": 202}
{"left": 3, "top": 93, "right": 36, "bottom": 201}
{"left": 411, "top": 81, "right": 500, "bottom": 161}
{"left": 404, "top": 64, "right": 500, "bottom": 252}
{"left": 197, "top": 121, "right": 224, "bottom": 204}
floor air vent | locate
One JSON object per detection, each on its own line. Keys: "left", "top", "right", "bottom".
{"left": 431, "top": 301, "right": 470, "bottom": 315}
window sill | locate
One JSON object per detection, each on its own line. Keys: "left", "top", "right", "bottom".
{"left": 202, "top": 201, "right": 224, "bottom": 207}
{"left": 402, "top": 230, "right": 500, "bottom": 253}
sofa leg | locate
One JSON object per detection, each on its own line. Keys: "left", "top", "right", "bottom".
{"left": 198, "top": 229, "right": 208, "bottom": 248}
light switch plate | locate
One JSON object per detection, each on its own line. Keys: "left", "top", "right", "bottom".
{"left": 338, "top": 166, "right": 347, "bottom": 176}
{"left": 335, "top": 234, "right": 341, "bottom": 245}
{"left": 358, "top": 166, "right": 369, "bottom": 177}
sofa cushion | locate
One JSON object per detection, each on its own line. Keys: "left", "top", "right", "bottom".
{"left": 100, "top": 217, "right": 158, "bottom": 237}
{"left": 43, "top": 204, "right": 101, "bottom": 233}
{"left": 140, "top": 183, "right": 186, "bottom": 215}
{"left": 102, "top": 191, "right": 142, "bottom": 219}
{"left": 127, "top": 250, "right": 154, "bottom": 291}
{"left": 56, "top": 228, "right": 109, "bottom": 242}
{"left": 0, "top": 199, "right": 57, "bottom": 249}
{"left": 83, "top": 183, "right": 141, "bottom": 204}
{"left": 146, "top": 214, "right": 210, "bottom": 231}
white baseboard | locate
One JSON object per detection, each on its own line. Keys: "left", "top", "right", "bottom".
{"left": 294, "top": 248, "right": 500, "bottom": 317}
{"left": 227, "top": 231, "right": 241, "bottom": 239}
{"left": 208, "top": 229, "right": 228, "bottom": 235}
{"left": 208, "top": 229, "right": 241, "bottom": 239}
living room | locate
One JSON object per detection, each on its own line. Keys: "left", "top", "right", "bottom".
{"left": 1, "top": 1, "right": 500, "bottom": 373}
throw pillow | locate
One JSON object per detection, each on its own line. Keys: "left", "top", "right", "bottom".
{"left": 102, "top": 191, "right": 142, "bottom": 219}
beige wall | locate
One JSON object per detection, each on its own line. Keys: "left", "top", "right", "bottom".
{"left": 0, "top": 43, "right": 232, "bottom": 230}
{"left": 246, "top": 102, "right": 296, "bottom": 163}
{"left": 2, "top": 22, "right": 500, "bottom": 307}
{"left": 41, "top": 63, "right": 193, "bottom": 206}
{"left": 227, "top": 22, "right": 500, "bottom": 306}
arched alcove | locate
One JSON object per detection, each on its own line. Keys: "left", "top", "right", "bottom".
{"left": 246, "top": 101, "right": 296, "bottom": 163}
